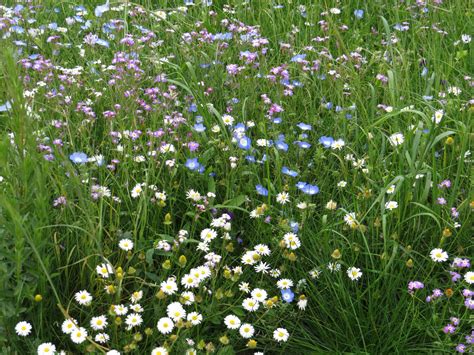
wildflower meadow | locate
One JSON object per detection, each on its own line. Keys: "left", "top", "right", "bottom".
{"left": 0, "top": 1, "right": 472, "bottom": 354}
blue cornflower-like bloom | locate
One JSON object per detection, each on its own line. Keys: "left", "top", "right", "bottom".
{"left": 354, "top": 9, "right": 364, "bottom": 19}
{"left": 96, "top": 39, "right": 109, "bottom": 47}
{"left": 255, "top": 184, "right": 269, "bottom": 196}
{"left": 319, "top": 136, "right": 334, "bottom": 148}
{"left": 281, "top": 289, "right": 295, "bottom": 303}
{"left": 282, "top": 167, "right": 298, "bottom": 177}
{"left": 272, "top": 117, "right": 282, "bottom": 124}
{"left": 291, "top": 54, "right": 306, "bottom": 63}
{"left": 94, "top": 0, "right": 109, "bottom": 17}
{"left": 296, "top": 181, "right": 307, "bottom": 190}
{"left": 297, "top": 122, "right": 312, "bottom": 131}
{"left": 194, "top": 123, "right": 206, "bottom": 132}
{"left": 296, "top": 182, "right": 320, "bottom": 195}
{"left": 290, "top": 221, "right": 299, "bottom": 233}
{"left": 302, "top": 184, "right": 319, "bottom": 195}
{"left": 294, "top": 141, "right": 311, "bottom": 149}
{"left": 237, "top": 136, "right": 251, "bottom": 150}
{"left": 69, "top": 152, "right": 88, "bottom": 164}
{"left": 276, "top": 139, "right": 288, "bottom": 151}
{"left": 185, "top": 158, "right": 203, "bottom": 172}
{"left": 245, "top": 155, "right": 256, "bottom": 163}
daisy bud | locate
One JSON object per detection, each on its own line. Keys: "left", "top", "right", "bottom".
{"left": 219, "top": 335, "right": 229, "bottom": 345}
{"left": 331, "top": 249, "right": 341, "bottom": 259}
{"left": 162, "top": 260, "right": 171, "bottom": 269}
{"left": 178, "top": 255, "right": 187, "bottom": 267}
{"left": 247, "top": 339, "right": 257, "bottom": 348}
{"left": 34, "top": 294, "right": 43, "bottom": 302}
{"left": 442, "top": 228, "right": 452, "bottom": 238}
{"left": 406, "top": 259, "right": 414, "bottom": 268}
{"left": 205, "top": 342, "right": 215, "bottom": 353}
{"left": 445, "top": 137, "right": 454, "bottom": 145}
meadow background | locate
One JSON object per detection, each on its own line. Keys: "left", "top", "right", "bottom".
{"left": 0, "top": 0, "right": 472, "bottom": 354}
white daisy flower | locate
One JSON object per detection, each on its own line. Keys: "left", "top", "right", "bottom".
{"left": 464, "top": 271, "right": 474, "bottom": 284}
{"left": 15, "top": 321, "right": 32, "bottom": 336}
{"left": 90, "top": 315, "right": 107, "bottom": 331}
{"left": 157, "top": 317, "right": 174, "bottom": 334}
{"left": 119, "top": 238, "right": 134, "bottom": 251}
{"left": 70, "top": 327, "right": 88, "bottom": 344}
{"left": 430, "top": 248, "right": 448, "bottom": 262}
{"left": 37, "top": 342, "right": 56, "bottom": 354}
{"left": 151, "top": 347, "right": 169, "bottom": 355}
{"left": 224, "top": 315, "right": 241, "bottom": 330}
{"left": 273, "top": 327, "right": 289, "bottom": 342}
{"left": 61, "top": 318, "right": 78, "bottom": 334}
{"left": 239, "top": 323, "right": 255, "bottom": 338}
{"left": 186, "top": 312, "right": 203, "bottom": 325}
{"left": 385, "top": 201, "right": 398, "bottom": 210}
{"left": 347, "top": 267, "right": 363, "bottom": 281}
{"left": 251, "top": 288, "right": 268, "bottom": 302}
{"left": 74, "top": 290, "right": 92, "bottom": 306}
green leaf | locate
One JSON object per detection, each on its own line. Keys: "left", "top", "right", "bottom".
{"left": 217, "top": 346, "right": 235, "bottom": 355}
{"left": 222, "top": 195, "right": 247, "bottom": 208}
{"left": 145, "top": 249, "right": 154, "bottom": 265}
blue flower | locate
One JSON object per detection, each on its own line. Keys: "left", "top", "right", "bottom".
{"left": 272, "top": 117, "right": 282, "bottom": 124}
{"left": 296, "top": 181, "right": 320, "bottom": 195}
{"left": 237, "top": 136, "right": 251, "bottom": 150}
{"left": 354, "top": 9, "right": 364, "bottom": 19}
{"left": 185, "top": 158, "right": 203, "bottom": 172}
{"left": 276, "top": 140, "right": 288, "bottom": 151}
{"left": 94, "top": 0, "right": 110, "bottom": 17}
{"left": 96, "top": 39, "right": 109, "bottom": 47}
{"left": 0, "top": 101, "right": 12, "bottom": 112}
{"left": 291, "top": 54, "right": 306, "bottom": 63}
{"left": 256, "top": 185, "right": 269, "bottom": 196}
{"left": 213, "top": 32, "right": 232, "bottom": 41}
{"left": 188, "top": 103, "right": 197, "bottom": 112}
{"left": 290, "top": 221, "right": 299, "bottom": 233}
{"left": 245, "top": 155, "right": 256, "bottom": 163}
{"left": 296, "top": 182, "right": 307, "bottom": 190}
{"left": 69, "top": 152, "right": 88, "bottom": 164}
{"left": 282, "top": 167, "right": 298, "bottom": 177}
{"left": 302, "top": 184, "right": 319, "bottom": 195}
{"left": 234, "top": 122, "right": 247, "bottom": 132}
{"left": 319, "top": 136, "right": 334, "bottom": 148}
{"left": 297, "top": 122, "right": 312, "bottom": 131}
{"left": 194, "top": 123, "right": 206, "bottom": 132}
{"left": 281, "top": 289, "right": 295, "bottom": 303}
{"left": 294, "top": 141, "right": 311, "bottom": 149}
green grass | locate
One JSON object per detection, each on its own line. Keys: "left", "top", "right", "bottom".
{"left": 0, "top": 0, "right": 472, "bottom": 354}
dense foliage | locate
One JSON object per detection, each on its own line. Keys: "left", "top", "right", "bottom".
{"left": 0, "top": 1, "right": 472, "bottom": 354}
